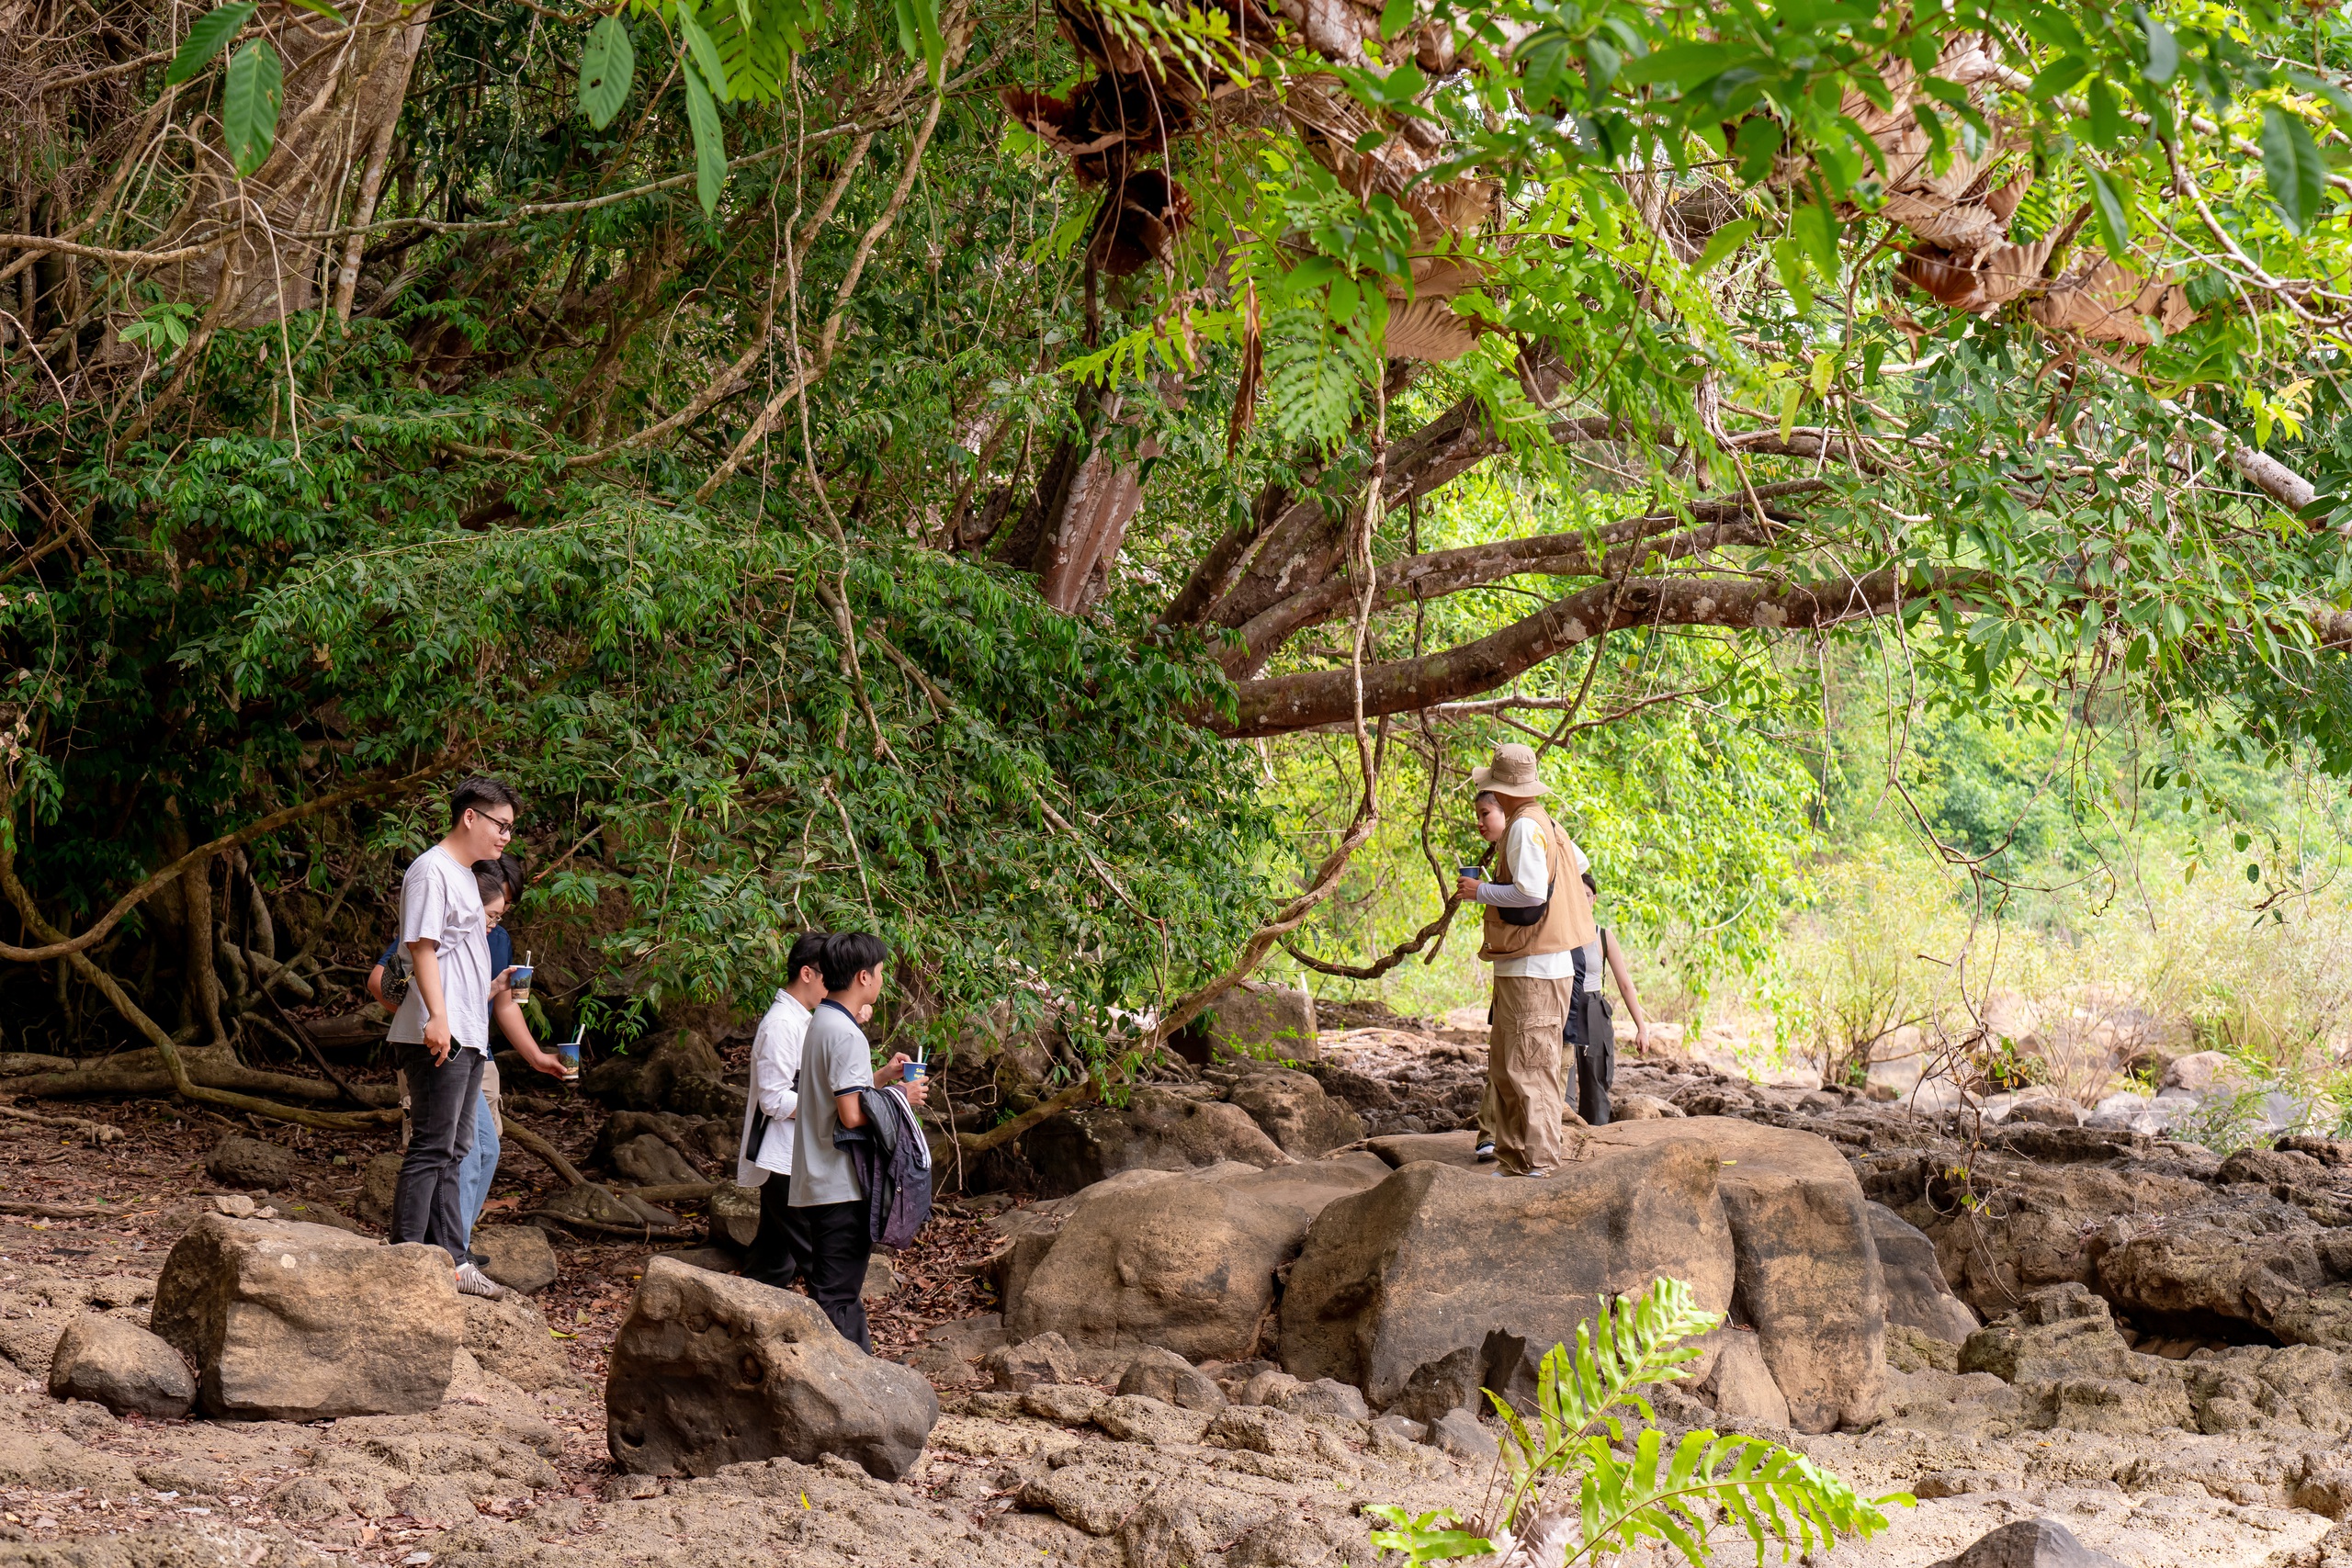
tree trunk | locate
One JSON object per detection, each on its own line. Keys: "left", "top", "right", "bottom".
{"left": 163, "top": 0, "right": 436, "bottom": 327}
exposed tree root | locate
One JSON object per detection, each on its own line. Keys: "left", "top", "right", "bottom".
{"left": 0, "top": 1105, "right": 122, "bottom": 1144}
{"left": 0, "top": 1047, "right": 400, "bottom": 1111}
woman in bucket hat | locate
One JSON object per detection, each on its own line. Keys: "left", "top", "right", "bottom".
{"left": 1453, "top": 744, "right": 1601, "bottom": 1176}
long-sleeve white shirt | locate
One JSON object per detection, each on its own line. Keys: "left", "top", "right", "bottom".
{"left": 1478, "top": 818, "right": 1593, "bottom": 980}
{"left": 736, "top": 991, "right": 809, "bottom": 1184}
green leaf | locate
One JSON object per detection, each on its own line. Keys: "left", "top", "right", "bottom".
{"left": 1378, "top": 0, "right": 1413, "bottom": 36}
{"left": 1692, "top": 218, "right": 1756, "bottom": 274}
{"left": 2026, "top": 55, "right": 2091, "bottom": 102}
{"left": 681, "top": 56, "right": 727, "bottom": 218}
{"left": 1791, "top": 203, "right": 1841, "bottom": 283}
{"left": 675, "top": 5, "right": 730, "bottom": 102}
{"left": 2081, "top": 164, "right": 2133, "bottom": 257}
{"left": 1616, "top": 40, "right": 1733, "bottom": 87}
{"left": 2085, "top": 77, "right": 2127, "bottom": 150}
{"left": 283, "top": 0, "right": 345, "bottom": 25}
{"left": 2136, "top": 7, "right": 2177, "bottom": 85}
{"left": 892, "top": 0, "right": 946, "bottom": 85}
{"left": 579, "top": 15, "right": 636, "bottom": 131}
{"left": 165, "top": 2, "right": 254, "bottom": 86}
{"left": 2262, "top": 107, "right": 2326, "bottom": 234}
{"left": 221, "top": 39, "right": 282, "bottom": 178}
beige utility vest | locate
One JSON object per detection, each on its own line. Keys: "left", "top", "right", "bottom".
{"left": 1477, "top": 803, "right": 1599, "bottom": 963}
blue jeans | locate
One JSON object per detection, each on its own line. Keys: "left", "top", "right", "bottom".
{"left": 454, "top": 1089, "right": 500, "bottom": 1258}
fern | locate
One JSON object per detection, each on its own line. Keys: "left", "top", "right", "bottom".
{"left": 1367, "top": 1278, "right": 1909, "bottom": 1568}
{"left": 1262, "top": 302, "right": 1376, "bottom": 446}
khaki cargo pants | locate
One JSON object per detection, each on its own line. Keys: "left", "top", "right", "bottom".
{"left": 1487, "top": 975, "right": 1573, "bottom": 1175}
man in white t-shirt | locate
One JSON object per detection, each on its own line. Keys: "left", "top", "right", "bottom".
{"left": 388, "top": 776, "right": 522, "bottom": 1289}
{"left": 735, "top": 931, "right": 829, "bottom": 1290}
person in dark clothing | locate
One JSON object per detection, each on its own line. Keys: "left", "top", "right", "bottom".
{"left": 787, "top": 932, "right": 927, "bottom": 1350}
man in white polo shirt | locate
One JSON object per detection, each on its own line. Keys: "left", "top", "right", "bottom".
{"left": 735, "top": 931, "right": 830, "bottom": 1290}
{"left": 388, "top": 776, "right": 522, "bottom": 1293}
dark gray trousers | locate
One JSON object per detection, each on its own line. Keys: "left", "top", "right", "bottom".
{"left": 392, "top": 1044, "right": 484, "bottom": 1265}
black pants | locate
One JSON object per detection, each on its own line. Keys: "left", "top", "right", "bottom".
{"left": 788, "top": 1198, "right": 872, "bottom": 1352}
{"left": 743, "top": 1173, "right": 807, "bottom": 1291}
{"left": 1566, "top": 987, "right": 1614, "bottom": 1127}
{"left": 392, "top": 1044, "right": 484, "bottom": 1266}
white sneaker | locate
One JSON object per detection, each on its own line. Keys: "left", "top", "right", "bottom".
{"left": 1474, "top": 1140, "right": 1497, "bottom": 1160}
{"left": 454, "top": 1261, "right": 505, "bottom": 1298}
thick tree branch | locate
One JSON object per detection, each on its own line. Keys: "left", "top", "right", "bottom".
{"left": 1218, "top": 568, "right": 1970, "bottom": 738}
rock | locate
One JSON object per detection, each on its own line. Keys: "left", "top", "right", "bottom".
{"left": 459, "top": 1292, "right": 569, "bottom": 1391}
{"left": 1005, "top": 1157, "right": 1386, "bottom": 1361}
{"left": 605, "top": 1255, "right": 938, "bottom": 1481}
{"left": 1611, "top": 1093, "right": 1686, "bottom": 1120}
{"left": 2161, "top": 1052, "right": 2238, "bottom": 1096}
{"left": 1866, "top": 1050, "right": 1925, "bottom": 1100}
{"left": 1424, "top": 1408, "right": 1498, "bottom": 1463}
{"left": 863, "top": 1255, "right": 898, "bottom": 1303}
{"left": 474, "top": 1225, "right": 559, "bottom": 1293}
{"left": 1022, "top": 1382, "right": 1107, "bottom": 1424}
{"left": 581, "top": 1028, "right": 729, "bottom": 1111}
{"left": 1226, "top": 1068, "right": 1364, "bottom": 1156}
{"left": 1926, "top": 1518, "right": 2128, "bottom": 1568}
{"left": 1369, "top": 1413, "right": 1426, "bottom": 1445}
{"left": 2007, "top": 1097, "right": 2085, "bottom": 1127}
{"left": 1228, "top": 1514, "right": 1347, "bottom": 1568}
{"left": 707, "top": 1184, "right": 762, "bottom": 1249}
{"left": 1115, "top": 1347, "right": 1226, "bottom": 1411}
{"left": 207, "top": 1133, "right": 295, "bottom": 1190}
{"left": 1958, "top": 1284, "right": 2193, "bottom": 1434}
{"left": 1275, "top": 1377, "right": 1369, "bottom": 1421}
{"left": 1023, "top": 1090, "right": 1296, "bottom": 1196}
{"left": 1095, "top": 1393, "right": 1213, "bottom": 1446}
{"left": 357, "top": 1150, "right": 402, "bottom": 1227}
{"left": 45, "top": 1316, "right": 195, "bottom": 1418}
{"left": 1202, "top": 981, "right": 1318, "bottom": 1064}
{"left": 209, "top": 1193, "right": 260, "bottom": 1218}
{"left": 1279, "top": 1135, "right": 1737, "bottom": 1417}
{"left": 1697, "top": 1329, "right": 1791, "bottom": 1427}
{"left": 1867, "top": 1201, "right": 1979, "bottom": 1342}
{"left": 1583, "top": 1119, "right": 1886, "bottom": 1434}
{"left": 610, "top": 1134, "right": 702, "bottom": 1187}
{"left": 1203, "top": 1404, "right": 1316, "bottom": 1456}
{"left": 1238, "top": 1368, "right": 1303, "bottom": 1407}
{"left": 987, "top": 1332, "right": 1081, "bottom": 1391}
{"left": 148, "top": 1213, "right": 461, "bottom": 1419}
{"left": 902, "top": 1314, "right": 1007, "bottom": 1385}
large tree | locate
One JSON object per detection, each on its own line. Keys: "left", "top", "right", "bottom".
{"left": 2, "top": 0, "right": 2350, "bottom": 1134}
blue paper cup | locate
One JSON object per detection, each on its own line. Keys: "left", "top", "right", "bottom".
{"left": 508, "top": 964, "right": 534, "bottom": 1004}
{"left": 555, "top": 1040, "right": 580, "bottom": 1078}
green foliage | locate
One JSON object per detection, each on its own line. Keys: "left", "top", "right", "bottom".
{"left": 1368, "top": 1279, "right": 1906, "bottom": 1567}
{"left": 220, "top": 39, "right": 282, "bottom": 177}
{"left": 164, "top": 2, "right": 254, "bottom": 86}
{"left": 578, "top": 15, "right": 636, "bottom": 130}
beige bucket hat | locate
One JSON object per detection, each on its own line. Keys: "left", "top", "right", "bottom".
{"left": 1469, "top": 742, "right": 1551, "bottom": 798}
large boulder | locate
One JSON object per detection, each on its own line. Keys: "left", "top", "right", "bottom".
{"left": 1201, "top": 981, "right": 1319, "bottom": 1064}
{"left": 1868, "top": 1201, "right": 1979, "bottom": 1343}
{"left": 1225, "top": 1068, "right": 1364, "bottom": 1157}
{"left": 1958, "top": 1283, "right": 2193, "bottom": 1434}
{"left": 1278, "top": 1138, "right": 1737, "bottom": 1416}
{"left": 47, "top": 1316, "right": 195, "bottom": 1418}
{"left": 1583, "top": 1119, "right": 1886, "bottom": 1433}
{"left": 605, "top": 1256, "right": 938, "bottom": 1481}
{"left": 581, "top": 1030, "right": 742, "bottom": 1118}
{"left": 1023, "top": 1088, "right": 1295, "bottom": 1197}
{"left": 149, "top": 1213, "right": 462, "bottom": 1419}
{"left": 1006, "top": 1157, "right": 1388, "bottom": 1361}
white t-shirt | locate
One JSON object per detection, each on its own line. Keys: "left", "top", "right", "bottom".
{"left": 737, "top": 991, "right": 809, "bottom": 1184}
{"left": 387, "top": 846, "right": 492, "bottom": 1055}
{"left": 1482, "top": 818, "right": 1595, "bottom": 980}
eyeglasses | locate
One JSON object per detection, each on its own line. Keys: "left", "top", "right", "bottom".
{"left": 476, "top": 811, "right": 517, "bottom": 838}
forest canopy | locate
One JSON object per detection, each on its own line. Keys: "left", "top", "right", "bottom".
{"left": 5, "top": 0, "right": 2352, "bottom": 1120}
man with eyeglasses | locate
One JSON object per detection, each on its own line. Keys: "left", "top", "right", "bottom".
{"left": 386, "top": 775, "right": 524, "bottom": 1293}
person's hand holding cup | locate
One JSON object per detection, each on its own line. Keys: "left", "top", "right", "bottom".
{"left": 1456, "top": 865, "right": 1483, "bottom": 902}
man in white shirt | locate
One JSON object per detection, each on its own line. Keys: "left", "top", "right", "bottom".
{"left": 388, "top": 776, "right": 522, "bottom": 1291}
{"left": 736, "top": 931, "right": 830, "bottom": 1290}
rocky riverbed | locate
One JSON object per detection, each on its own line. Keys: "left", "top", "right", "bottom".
{"left": 0, "top": 1013, "right": 2344, "bottom": 1568}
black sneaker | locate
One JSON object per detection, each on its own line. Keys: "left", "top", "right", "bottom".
{"left": 1474, "top": 1140, "right": 1497, "bottom": 1161}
